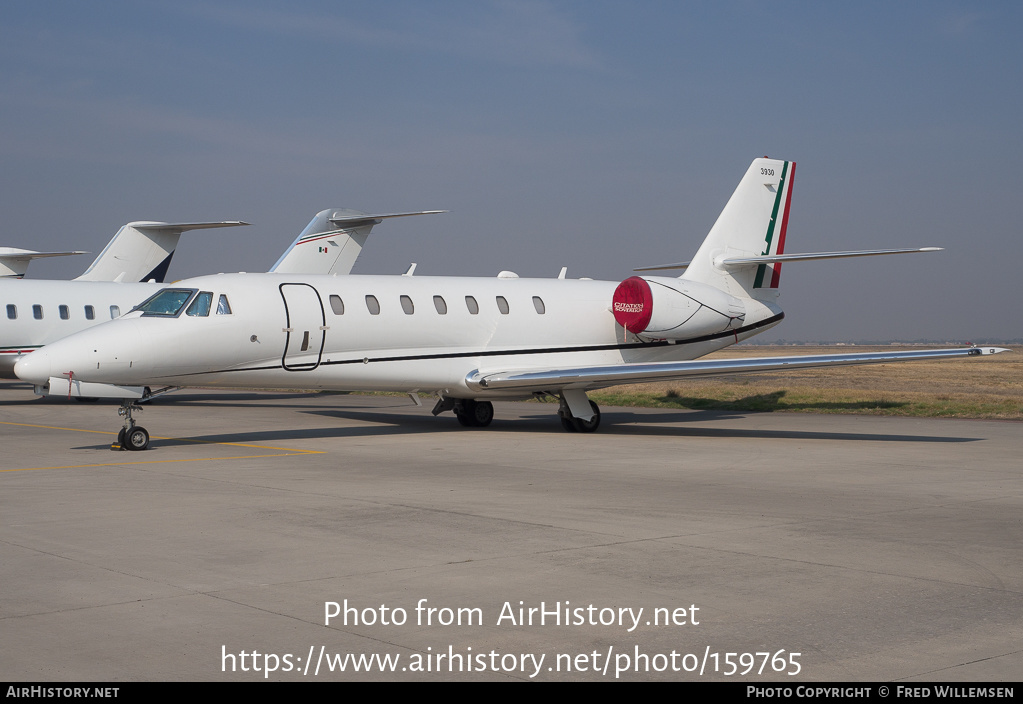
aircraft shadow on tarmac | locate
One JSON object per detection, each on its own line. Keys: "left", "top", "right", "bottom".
{"left": 1, "top": 385, "right": 984, "bottom": 448}
{"left": 68, "top": 406, "right": 984, "bottom": 450}
{"left": 645, "top": 389, "right": 911, "bottom": 414}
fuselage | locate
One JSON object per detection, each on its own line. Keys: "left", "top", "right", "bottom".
{"left": 0, "top": 279, "right": 162, "bottom": 378}
{"left": 13, "top": 272, "right": 783, "bottom": 397}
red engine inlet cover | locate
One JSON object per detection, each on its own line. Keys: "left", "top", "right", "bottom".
{"left": 611, "top": 276, "right": 653, "bottom": 333}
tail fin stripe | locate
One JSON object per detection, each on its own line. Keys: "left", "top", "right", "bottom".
{"left": 753, "top": 160, "right": 791, "bottom": 289}
{"left": 769, "top": 161, "right": 795, "bottom": 288}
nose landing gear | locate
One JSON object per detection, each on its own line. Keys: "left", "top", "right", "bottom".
{"left": 112, "top": 400, "right": 149, "bottom": 451}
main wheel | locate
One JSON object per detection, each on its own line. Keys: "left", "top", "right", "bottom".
{"left": 570, "top": 401, "right": 601, "bottom": 433}
{"left": 470, "top": 400, "right": 494, "bottom": 427}
{"left": 560, "top": 415, "right": 577, "bottom": 432}
{"left": 456, "top": 400, "right": 494, "bottom": 428}
{"left": 456, "top": 399, "right": 477, "bottom": 427}
{"left": 124, "top": 426, "right": 150, "bottom": 451}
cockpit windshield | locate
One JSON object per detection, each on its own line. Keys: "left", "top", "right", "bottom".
{"left": 186, "top": 291, "right": 213, "bottom": 317}
{"left": 134, "top": 288, "right": 197, "bottom": 317}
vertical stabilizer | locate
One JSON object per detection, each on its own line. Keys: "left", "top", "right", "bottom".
{"left": 73, "top": 221, "right": 247, "bottom": 283}
{"left": 682, "top": 158, "right": 795, "bottom": 300}
{"left": 270, "top": 209, "right": 444, "bottom": 276}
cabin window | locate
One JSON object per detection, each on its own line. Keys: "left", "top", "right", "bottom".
{"left": 433, "top": 296, "right": 447, "bottom": 314}
{"left": 400, "top": 295, "right": 414, "bottom": 315}
{"left": 329, "top": 294, "right": 344, "bottom": 315}
{"left": 110, "top": 305, "right": 120, "bottom": 319}
{"left": 84, "top": 305, "right": 95, "bottom": 320}
{"left": 217, "top": 295, "right": 232, "bottom": 315}
{"left": 135, "top": 288, "right": 196, "bottom": 317}
{"left": 6, "top": 304, "right": 16, "bottom": 320}
{"left": 465, "top": 296, "right": 479, "bottom": 315}
{"left": 33, "top": 304, "right": 43, "bottom": 320}
{"left": 366, "top": 295, "right": 380, "bottom": 315}
{"left": 496, "top": 296, "right": 509, "bottom": 315}
{"left": 532, "top": 296, "right": 546, "bottom": 314}
{"left": 186, "top": 291, "right": 213, "bottom": 317}
{"left": 59, "top": 305, "right": 70, "bottom": 320}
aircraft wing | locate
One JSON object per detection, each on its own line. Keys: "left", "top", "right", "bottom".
{"left": 465, "top": 346, "right": 1009, "bottom": 392}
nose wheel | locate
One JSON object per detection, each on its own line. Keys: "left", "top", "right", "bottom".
{"left": 122, "top": 426, "right": 150, "bottom": 451}
{"left": 113, "top": 400, "right": 150, "bottom": 451}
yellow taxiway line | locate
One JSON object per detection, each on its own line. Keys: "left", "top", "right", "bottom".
{"left": 0, "top": 420, "right": 323, "bottom": 472}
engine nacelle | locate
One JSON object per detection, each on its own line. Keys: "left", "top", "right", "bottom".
{"left": 611, "top": 276, "right": 746, "bottom": 340}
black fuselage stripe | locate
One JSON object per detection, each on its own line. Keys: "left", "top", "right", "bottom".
{"left": 201, "top": 313, "right": 785, "bottom": 377}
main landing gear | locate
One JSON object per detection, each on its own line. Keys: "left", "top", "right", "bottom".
{"left": 558, "top": 399, "right": 601, "bottom": 433}
{"left": 455, "top": 399, "right": 494, "bottom": 427}
{"left": 433, "top": 393, "right": 601, "bottom": 432}
{"left": 113, "top": 400, "right": 149, "bottom": 451}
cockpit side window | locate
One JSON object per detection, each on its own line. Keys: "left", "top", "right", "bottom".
{"left": 186, "top": 291, "right": 214, "bottom": 317}
{"left": 217, "top": 294, "right": 232, "bottom": 315}
{"left": 135, "top": 288, "right": 197, "bottom": 317}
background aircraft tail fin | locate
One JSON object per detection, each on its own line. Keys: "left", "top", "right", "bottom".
{"left": 682, "top": 158, "right": 795, "bottom": 300}
{"left": 0, "top": 248, "right": 87, "bottom": 278}
{"left": 269, "top": 208, "right": 444, "bottom": 276}
{"left": 73, "top": 221, "right": 248, "bottom": 283}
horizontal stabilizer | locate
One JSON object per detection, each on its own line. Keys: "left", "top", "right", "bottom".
{"left": 129, "top": 221, "right": 250, "bottom": 232}
{"left": 635, "top": 247, "right": 942, "bottom": 272}
{"left": 716, "top": 247, "right": 943, "bottom": 267}
{"left": 0, "top": 248, "right": 89, "bottom": 278}
{"left": 328, "top": 210, "right": 447, "bottom": 228}
{"left": 466, "top": 347, "right": 1009, "bottom": 392}
{"left": 633, "top": 260, "right": 691, "bottom": 272}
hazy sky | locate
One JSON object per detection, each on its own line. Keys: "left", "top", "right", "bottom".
{"left": 2, "top": 1, "right": 1020, "bottom": 341}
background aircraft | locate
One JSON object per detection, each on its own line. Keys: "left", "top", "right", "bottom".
{"left": 0, "top": 208, "right": 439, "bottom": 378}
{"left": 4, "top": 220, "right": 248, "bottom": 282}
{"left": 13, "top": 158, "right": 1007, "bottom": 450}
{"left": 269, "top": 208, "right": 444, "bottom": 277}
{"left": 0, "top": 248, "right": 88, "bottom": 279}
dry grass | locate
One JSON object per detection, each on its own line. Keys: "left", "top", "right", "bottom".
{"left": 590, "top": 345, "right": 1023, "bottom": 420}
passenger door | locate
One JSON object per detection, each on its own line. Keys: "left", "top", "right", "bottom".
{"left": 279, "top": 283, "right": 326, "bottom": 371}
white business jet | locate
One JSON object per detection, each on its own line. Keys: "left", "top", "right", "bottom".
{"left": 0, "top": 209, "right": 439, "bottom": 377}
{"left": 14, "top": 158, "right": 1008, "bottom": 450}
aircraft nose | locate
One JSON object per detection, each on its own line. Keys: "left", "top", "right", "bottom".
{"left": 14, "top": 349, "right": 55, "bottom": 385}
{"left": 14, "top": 321, "right": 147, "bottom": 386}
